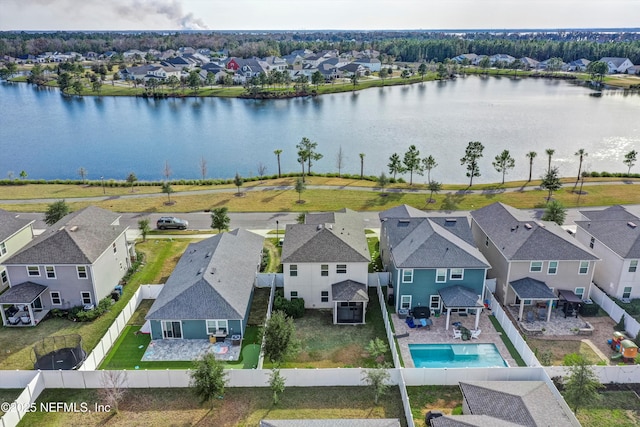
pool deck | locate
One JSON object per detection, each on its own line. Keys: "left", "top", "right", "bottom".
{"left": 391, "top": 311, "right": 517, "bottom": 368}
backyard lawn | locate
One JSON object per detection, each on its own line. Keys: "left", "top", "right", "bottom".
{"left": 18, "top": 386, "right": 406, "bottom": 427}
{"left": 266, "top": 288, "right": 390, "bottom": 368}
{"left": 407, "top": 385, "right": 463, "bottom": 427}
{"left": 0, "top": 239, "right": 188, "bottom": 370}
{"left": 0, "top": 389, "right": 23, "bottom": 417}
{"left": 568, "top": 389, "right": 640, "bottom": 427}
{"left": 528, "top": 338, "right": 605, "bottom": 365}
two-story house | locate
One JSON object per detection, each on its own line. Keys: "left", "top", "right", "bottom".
{"left": 146, "top": 229, "right": 263, "bottom": 340}
{"left": 574, "top": 205, "right": 640, "bottom": 300}
{"left": 379, "top": 205, "right": 490, "bottom": 330}
{"left": 0, "top": 210, "right": 35, "bottom": 291}
{"left": 470, "top": 203, "right": 599, "bottom": 321}
{"left": 0, "top": 206, "right": 130, "bottom": 326}
{"left": 281, "top": 209, "right": 371, "bottom": 324}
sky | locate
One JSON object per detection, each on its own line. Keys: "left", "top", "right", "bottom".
{"left": 1, "top": 0, "right": 640, "bottom": 31}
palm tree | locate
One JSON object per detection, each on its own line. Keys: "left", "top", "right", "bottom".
{"left": 359, "top": 153, "right": 366, "bottom": 179}
{"left": 574, "top": 149, "right": 588, "bottom": 189}
{"left": 545, "top": 148, "right": 555, "bottom": 172}
{"left": 274, "top": 149, "right": 282, "bottom": 178}
{"left": 526, "top": 151, "right": 537, "bottom": 182}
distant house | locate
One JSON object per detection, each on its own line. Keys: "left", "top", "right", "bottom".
{"left": 567, "top": 58, "right": 591, "bottom": 72}
{"left": 489, "top": 54, "right": 515, "bottom": 65}
{"left": 470, "top": 203, "right": 598, "bottom": 321}
{"left": 431, "top": 381, "right": 575, "bottom": 426}
{"left": 379, "top": 205, "right": 490, "bottom": 330}
{"left": 338, "top": 63, "right": 366, "bottom": 78}
{"left": 281, "top": 209, "right": 371, "bottom": 324}
{"left": 599, "top": 57, "right": 634, "bottom": 74}
{"left": 353, "top": 57, "right": 381, "bottom": 72}
{"left": 0, "top": 210, "right": 35, "bottom": 292}
{"left": 1, "top": 207, "right": 130, "bottom": 326}
{"left": 519, "top": 57, "right": 540, "bottom": 69}
{"left": 451, "top": 53, "right": 478, "bottom": 64}
{"left": 146, "top": 229, "right": 263, "bottom": 340}
{"left": 575, "top": 205, "right": 640, "bottom": 300}
{"left": 162, "top": 56, "right": 198, "bottom": 70}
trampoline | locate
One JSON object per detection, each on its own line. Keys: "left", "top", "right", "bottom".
{"left": 33, "top": 334, "right": 86, "bottom": 370}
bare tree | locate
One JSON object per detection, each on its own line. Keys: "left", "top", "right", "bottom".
{"left": 77, "top": 167, "right": 88, "bottom": 184}
{"left": 163, "top": 160, "right": 172, "bottom": 182}
{"left": 98, "top": 370, "right": 128, "bottom": 414}
{"left": 257, "top": 162, "right": 268, "bottom": 180}
{"left": 199, "top": 157, "right": 208, "bottom": 181}
{"left": 336, "top": 146, "right": 345, "bottom": 178}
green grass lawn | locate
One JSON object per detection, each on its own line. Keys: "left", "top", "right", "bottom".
{"left": 368, "top": 237, "right": 383, "bottom": 273}
{"left": 0, "top": 239, "right": 188, "bottom": 370}
{"left": 18, "top": 386, "right": 406, "bottom": 427}
{"left": 569, "top": 390, "right": 640, "bottom": 427}
{"left": 527, "top": 338, "right": 605, "bottom": 366}
{"left": 407, "top": 385, "right": 463, "bottom": 427}
{"left": 488, "top": 315, "right": 527, "bottom": 366}
{"left": 0, "top": 389, "right": 24, "bottom": 417}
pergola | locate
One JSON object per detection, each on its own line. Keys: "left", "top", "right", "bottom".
{"left": 509, "top": 277, "right": 558, "bottom": 322}
{"left": 331, "top": 279, "right": 369, "bottom": 325}
{"left": 0, "top": 282, "right": 48, "bottom": 327}
{"left": 439, "top": 285, "right": 484, "bottom": 331}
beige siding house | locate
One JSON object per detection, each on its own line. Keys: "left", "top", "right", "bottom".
{"left": 0, "top": 210, "right": 35, "bottom": 291}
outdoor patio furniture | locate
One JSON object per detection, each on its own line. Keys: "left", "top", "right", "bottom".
{"left": 7, "top": 316, "right": 20, "bottom": 325}
{"left": 453, "top": 329, "right": 462, "bottom": 339}
{"left": 470, "top": 329, "right": 481, "bottom": 339}
{"left": 20, "top": 316, "right": 30, "bottom": 324}
{"left": 412, "top": 306, "right": 430, "bottom": 319}
{"left": 538, "top": 308, "right": 547, "bottom": 321}
{"left": 526, "top": 311, "right": 535, "bottom": 323}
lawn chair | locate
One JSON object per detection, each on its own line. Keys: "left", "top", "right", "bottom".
{"left": 453, "top": 329, "right": 462, "bottom": 339}
{"left": 538, "top": 308, "right": 547, "bottom": 321}
{"left": 470, "top": 329, "right": 481, "bottom": 340}
{"left": 526, "top": 311, "right": 535, "bottom": 323}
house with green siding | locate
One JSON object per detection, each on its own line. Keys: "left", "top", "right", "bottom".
{"left": 379, "top": 205, "right": 490, "bottom": 331}
{"left": 146, "top": 229, "right": 264, "bottom": 340}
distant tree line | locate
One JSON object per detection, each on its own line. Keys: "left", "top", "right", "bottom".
{"left": 1, "top": 31, "right": 639, "bottom": 64}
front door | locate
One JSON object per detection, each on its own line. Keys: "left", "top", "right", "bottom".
{"left": 162, "top": 321, "right": 182, "bottom": 339}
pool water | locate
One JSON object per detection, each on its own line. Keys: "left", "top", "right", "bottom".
{"left": 409, "top": 343, "right": 508, "bottom": 368}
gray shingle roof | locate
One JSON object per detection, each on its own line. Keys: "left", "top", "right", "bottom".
{"left": 510, "top": 277, "right": 558, "bottom": 300}
{"left": 383, "top": 218, "right": 489, "bottom": 269}
{"left": 260, "top": 420, "right": 400, "bottom": 427}
{"left": 331, "top": 280, "right": 369, "bottom": 302}
{"left": 459, "top": 381, "right": 574, "bottom": 427}
{"left": 431, "top": 415, "right": 520, "bottom": 427}
{"left": 576, "top": 205, "right": 640, "bottom": 258}
{"left": 0, "top": 281, "right": 47, "bottom": 304}
{"left": 282, "top": 209, "right": 370, "bottom": 263}
{"left": 379, "top": 204, "right": 428, "bottom": 220}
{"left": 471, "top": 203, "right": 597, "bottom": 261}
{"left": 439, "top": 285, "right": 483, "bottom": 308}
{"left": 3, "top": 206, "right": 126, "bottom": 265}
{"left": 0, "top": 209, "right": 33, "bottom": 243}
{"left": 146, "top": 229, "right": 263, "bottom": 321}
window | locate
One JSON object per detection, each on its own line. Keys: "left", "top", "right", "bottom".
{"left": 530, "top": 261, "right": 543, "bottom": 272}
{"left": 27, "top": 266, "right": 40, "bottom": 277}
{"left": 50, "top": 291, "right": 61, "bottom": 305}
{"left": 485, "top": 236, "right": 489, "bottom": 247}
{"left": 589, "top": 237, "right": 595, "bottom": 249}
{"left": 0, "top": 241, "right": 6, "bottom": 256}
{"left": 402, "top": 269, "right": 414, "bottom": 283}
{"left": 321, "top": 264, "right": 329, "bottom": 277}
{"left": 112, "top": 242, "right": 117, "bottom": 254}
{"left": 321, "top": 291, "right": 329, "bottom": 303}
{"left": 450, "top": 268, "right": 464, "bottom": 280}
{"left": 81, "top": 292, "right": 92, "bottom": 305}
{"left": 430, "top": 295, "right": 441, "bottom": 311}
{"left": 77, "top": 266, "right": 88, "bottom": 279}
{"left": 400, "top": 295, "right": 412, "bottom": 310}
{"left": 623, "top": 287, "right": 632, "bottom": 299}
{"left": 435, "top": 269, "right": 447, "bottom": 283}
{"left": 574, "top": 287, "right": 585, "bottom": 299}
{"left": 578, "top": 261, "right": 589, "bottom": 275}
{"left": 336, "top": 264, "right": 347, "bottom": 274}
{"left": 630, "top": 260, "right": 638, "bottom": 273}
{"left": 45, "top": 266, "right": 56, "bottom": 279}
{"left": 548, "top": 261, "right": 558, "bottom": 275}
{"left": 289, "top": 264, "right": 298, "bottom": 277}
{"left": 290, "top": 291, "right": 298, "bottom": 300}
{"left": 206, "top": 320, "right": 228, "bottom": 335}
{"left": 1, "top": 270, "right": 7, "bottom": 286}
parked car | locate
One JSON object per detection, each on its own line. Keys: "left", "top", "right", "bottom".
{"left": 156, "top": 216, "right": 188, "bottom": 230}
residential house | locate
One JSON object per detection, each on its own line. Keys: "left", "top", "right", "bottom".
{"left": 338, "top": 63, "right": 366, "bottom": 78}
{"left": 262, "top": 56, "right": 288, "bottom": 72}
{"left": 379, "top": 205, "right": 490, "bottom": 330}
{"left": 162, "top": 56, "right": 198, "bottom": 70}
{"left": 353, "top": 57, "right": 381, "bottom": 72}
{"left": 120, "top": 65, "right": 156, "bottom": 81}
{"left": 489, "top": 54, "right": 515, "bottom": 66}
{"left": 281, "top": 209, "right": 371, "bottom": 324}
{"left": 567, "top": 58, "right": 591, "bottom": 72}
{"left": 626, "top": 65, "right": 639, "bottom": 75}
{"left": 0, "top": 210, "right": 35, "bottom": 291}
{"left": 0, "top": 207, "right": 130, "bottom": 326}
{"left": 574, "top": 205, "right": 640, "bottom": 300}
{"left": 452, "top": 53, "right": 478, "bottom": 64}
{"left": 519, "top": 57, "right": 540, "bottom": 70}
{"left": 470, "top": 202, "right": 598, "bottom": 321}
{"left": 431, "top": 381, "right": 575, "bottom": 427}
{"left": 146, "top": 229, "right": 263, "bottom": 340}
{"left": 599, "top": 57, "right": 635, "bottom": 74}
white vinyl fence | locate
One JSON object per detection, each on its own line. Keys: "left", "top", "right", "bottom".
{"left": 376, "top": 284, "right": 401, "bottom": 369}
{"left": 80, "top": 284, "right": 164, "bottom": 371}
{"left": 546, "top": 364, "right": 640, "bottom": 384}
{"left": 590, "top": 285, "right": 640, "bottom": 337}
{"left": 257, "top": 281, "right": 277, "bottom": 369}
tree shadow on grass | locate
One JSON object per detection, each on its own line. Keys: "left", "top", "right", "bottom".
{"left": 440, "top": 193, "right": 466, "bottom": 212}
{"left": 212, "top": 198, "right": 231, "bottom": 207}
{"left": 363, "top": 192, "right": 402, "bottom": 208}
{"left": 261, "top": 190, "right": 288, "bottom": 204}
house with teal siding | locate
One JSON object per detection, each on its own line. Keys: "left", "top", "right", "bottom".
{"left": 146, "top": 229, "right": 263, "bottom": 341}
{"left": 379, "top": 205, "right": 490, "bottom": 330}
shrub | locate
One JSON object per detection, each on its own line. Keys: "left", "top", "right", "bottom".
{"left": 273, "top": 294, "right": 305, "bottom": 318}
{"left": 614, "top": 314, "right": 626, "bottom": 332}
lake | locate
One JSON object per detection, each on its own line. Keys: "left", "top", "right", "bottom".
{"left": 1, "top": 76, "right": 639, "bottom": 184}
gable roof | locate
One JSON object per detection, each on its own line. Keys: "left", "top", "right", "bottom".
{"left": 576, "top": 205, "right": 640, "bottom": 258}
{"left": 4, "top": 206, "right": 126, "bottom": 265}
{"left": 471, "top": 203, "right": 597, "bottom": 261}
{"left": 332, "top": 280, "right": 369, "bottom": 302}
{"left": 0, "top": 209, "right": 33, "bottom": 243}
{"left": 599, "top": 57, "right": 631, "bottom": 66}
{"left": 379, "top": 204, "right": 428, "bottom": 220}
{"left": 146, "top": 229, "right": 263, "bottom": 321}
{"left": 383, "top": 217, "right": 489, "bottom": 269}
{"left": 282, "top": 209, "right": 370, "bottom": 263}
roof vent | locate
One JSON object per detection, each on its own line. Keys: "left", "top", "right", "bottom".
{"left": 69, "top": 226, "right": 79, "bottom": 232}
{"left": 206, "top": 251, "right": 212, "bottom": 258}
{"left": 445, "top": 218, "right": 457, "bottom": 223}
{"left": 524, "top": 223, "right": 533, "bottom": 230}
{"left": 210, "top": 267, "right": 217, "bottom": 275}
{"left": 317, "top": 224, "right": 323, "bottom": 230}
{"left": 197, "top": 267, "right": 204, "bottom": 275}
{"left": 629, "top": 222, "right": 637, "bottom": 229}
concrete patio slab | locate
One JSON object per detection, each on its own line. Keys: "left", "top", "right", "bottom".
{"left": 142, "top": 338, "right": 241, "bottom": 362}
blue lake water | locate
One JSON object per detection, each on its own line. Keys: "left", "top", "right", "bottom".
{"left": 1, "top": 77, "right": 639, "bottom": 183}
{"left": 409, "top": 343, "right": 508, "bottom": 368}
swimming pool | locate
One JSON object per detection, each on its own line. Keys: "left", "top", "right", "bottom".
{"left": 409, "top": 343, "right": 508, "bottom": 368}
